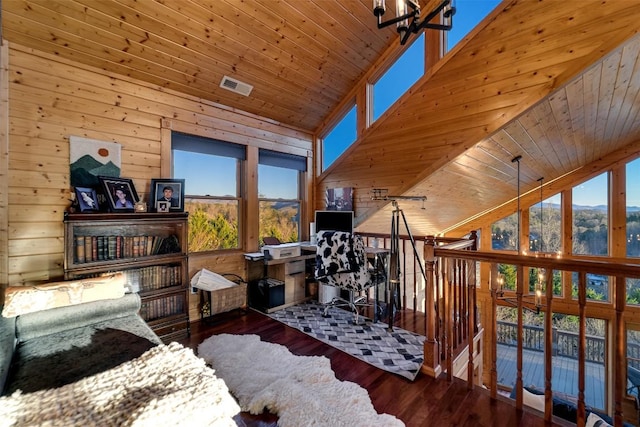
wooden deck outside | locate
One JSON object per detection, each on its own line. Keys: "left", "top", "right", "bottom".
{"left": 497, "top": 343, "right": 605, "bottom": 409}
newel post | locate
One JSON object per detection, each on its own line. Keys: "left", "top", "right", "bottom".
{"left": 422, "top": 235, "right": 441, "bottom": 377}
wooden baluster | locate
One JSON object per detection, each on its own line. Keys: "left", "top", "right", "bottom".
{"left": 440, "top": 258, "right": 447, "bottom": 362}
{"left": 422, "top": 236, "right": 440, "bottom": 377}
{"left": 467, "top": 259, "right": 475, "bottom": 389}
{"left": 402, "top": 239, "right": 407, "bottom": 311}
{"left": 471, "top": 259, "right": 478, "bottom": 335}
{"left": 463, "top": 259, "right": 468, "bottom": 342}
{"left": 447, "top": 258, "right": 460, "bottom": 350}
{"left": 614, "top": 275, "right": 625, "bottom": 426}
{"left": 413, "top": 239, "right": 417, "bottom": 312}
{"left": 490, "top": 263, "right": 499, "bottom": 399}
{"left": 544, "top": 268, "right": 553, "bottom": 423}
{"left": 446, "top": 258, "right": 454, "bottom": 381}
{"left": 515, "top": 265, "right": 524, "bottom": 410}
{"left": 440, "top": 258, "right": 451, "bottom": 381}
{"left": 577, "top": 271, "right": 586, "bottom": 427}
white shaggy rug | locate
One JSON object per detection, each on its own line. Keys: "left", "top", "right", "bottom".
{"left": 198, "top": 334, "right": 405, "bottom": 427}
{"left": 0, "top": 342, "right": 240, "bottom": 426}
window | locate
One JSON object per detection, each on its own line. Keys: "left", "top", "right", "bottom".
{"left": 172, "top": 132, "right": 244, "bottom": 252}
{"left": 497, "top": 263, "right": 516, "bottom": 292}
{"left": 528, "top": 193, "right": 561, "bottom": 254}
{"left": 627, "top": 325, "right": 640, "bottom": 399}
{"left": 372, "top": 34, "right": 425, "bottom": 122}
{"left": 497, "top": 308, "right": 606, "bottom": 410}
{"left": 258, "top": 149, "right": 306, "bottom": 244}
{"left": 626, "top": 157, "right": 640, "bottom": 257}
{"left": 572, "top": 173, "right": 608, "bottom": 256}
{"left": 322, "top": 104, "right": 356, "bottom": 172}
{"left": 491, "top": 213, "right": 518, "bottom": 251}
{"left": 571, "top": 272, "right": 609, "bottom": 303}
{"left": 447, "top": 0, "right": 502, "bottom": 51}
{"left": 627, "top": 278, "right": 640, "bottom": 306}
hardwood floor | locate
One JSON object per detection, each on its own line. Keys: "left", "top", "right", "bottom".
{"left": 178, "top": 307, "right": 560, "bottom": 426}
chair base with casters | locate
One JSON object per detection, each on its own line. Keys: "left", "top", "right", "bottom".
{"left": 322, "top": 289, "right": 373, "bottom": 325}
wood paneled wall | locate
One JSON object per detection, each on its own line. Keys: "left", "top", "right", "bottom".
{"left": 1, "top": 42, "right": 313, "bottom": 320}
{"left": 1, "top": 41, "right": 9, "bottom": 298}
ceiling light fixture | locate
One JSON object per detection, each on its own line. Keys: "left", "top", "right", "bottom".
{"left": 373, "top": 0, "right": 455, "bottom": 46}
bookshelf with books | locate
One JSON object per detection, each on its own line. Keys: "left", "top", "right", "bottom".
{"left": 64, "top": 212, "right": 190, "bottom": 342}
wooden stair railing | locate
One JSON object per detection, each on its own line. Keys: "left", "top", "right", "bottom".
{"left": 431, "top": 248, "right": 640, "bottom": 427}
{"left": 425, "top": 233, "right": 478, "bottom": 382}
{"left": 360, "top": 229, "right": 640, "bottom": 425}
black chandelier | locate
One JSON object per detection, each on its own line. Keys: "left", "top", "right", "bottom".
{"left": 373, "top": 0, "right": 456, "bottom": 45}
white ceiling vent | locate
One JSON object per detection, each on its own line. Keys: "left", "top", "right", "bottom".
{"left": 220, "top": 75, "right": 253, "bottom": 96}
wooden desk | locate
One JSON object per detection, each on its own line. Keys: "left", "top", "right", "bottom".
{"left": 245, "top": 244, "right": 390, "bottom": 318}
{"left": 245, "top": 250, "right": 316, "bottom": 313}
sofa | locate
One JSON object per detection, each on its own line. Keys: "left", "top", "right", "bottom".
{"left": 0, "top": 274, "right": 241, "bottom": 426}
{"left": 1, "top": 288, "right": 161, "bottom": 395}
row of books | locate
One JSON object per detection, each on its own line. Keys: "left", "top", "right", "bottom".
{"left": 140, "top": 294, "right": 185, "bottom": 322}
{"left": 74, "top": 234, "right": 180, "bottom": 263}
{"left": 120, "top": 265, "right": 182, "bottom": 293}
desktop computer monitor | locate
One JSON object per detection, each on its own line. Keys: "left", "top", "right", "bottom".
{"left": 314, "top": 210, "right": 354, "bottom": 234}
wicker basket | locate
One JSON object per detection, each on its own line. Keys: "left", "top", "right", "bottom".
{"left": 201, "top": 282, "right": 247, "bottom": 316}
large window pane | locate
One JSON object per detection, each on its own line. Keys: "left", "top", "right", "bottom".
{"left": 174, "top": 150, "right": 238, "bottom": 197}
{"left": 627, "top": 326, "right": 640, "bottom": 400}
{"left": 492, "top": 213, "right": 518, "bottom": 251}
{"left": 322, "top": 105, "right": 356, "bottom": 171}
{"left": 258, "top": 150, "right": 304, "bottom": 244}
{"left": 498, "top": 309, "right": 606, "bottom": 410}
{"left": 172, "top": 134, "right": 243, "bottom": 252}
{"left": 529, "top": 193, "right": 561, "bottom": 254}
{"left": 627, "top": 278, "right": 640, "bottom": 306}
{"left": 447, "top": 0, "right": 502, "bottom": 50}
{"left": 373, "top": 34, "right": 424, "bottom": 121}
{"left": 571, "top": 272, "right": 609, "bottom": 303}
{"left": 572, "top": 173, "right": 608, "bottom": 256}
{"left": 627, "top": 157, "right": 640, "bottom": 257}
{"left": 258, "top": 164, "right": 300, "bottom": 243}
{"left": 186, "top": 199, "right": 239, "bottom": 251}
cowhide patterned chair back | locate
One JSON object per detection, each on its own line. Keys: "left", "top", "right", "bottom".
{"left": 314, "top": 230, "right": 373, "bottom": 324}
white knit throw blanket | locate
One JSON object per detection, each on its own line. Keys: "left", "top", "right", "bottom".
{"left": 0, "top": 342, "right": 240, "bottom": 426}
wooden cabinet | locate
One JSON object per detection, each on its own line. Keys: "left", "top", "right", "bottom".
{"left": 63, "top": 212, "right": 189, "bottom": 342}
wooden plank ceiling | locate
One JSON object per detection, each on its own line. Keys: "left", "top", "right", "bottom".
{"left": 2, "top": 0, "right": 640, "bottom": 236}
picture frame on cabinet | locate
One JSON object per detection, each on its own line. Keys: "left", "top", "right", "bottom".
{"left": 157, "top": 201, "right": 170, "bottom": 213}
{"left": 74, "top": 186, "right": 99, "bottom": 212}
{"left": 150, "top": 178, "right": 185, "bottom": 212}
{"left": 99, "top": 176, "right": 139, "bottom": 212}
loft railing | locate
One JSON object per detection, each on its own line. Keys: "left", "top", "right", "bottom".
{"left": 428, "top": 247, "right": 640, "bottom": 427}
{"left": 497, "top": 321, "right": 606, "bottom": 364}
{"left": 359, "top": 231, "right": 478, "bottom": 380}
{"left": 358, "top": 229, "right": 640, "bottom": 425}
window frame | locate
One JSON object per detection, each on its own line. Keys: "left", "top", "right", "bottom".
{"left": 171, "top": 132, "right": 245, "bottom": 253}
{"left": 258, "top": 149, "right": 307, "bottom": 244}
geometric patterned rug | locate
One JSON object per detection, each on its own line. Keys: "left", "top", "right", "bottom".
{"left": 268, "top": 301, "right": 425, "bottom": 381}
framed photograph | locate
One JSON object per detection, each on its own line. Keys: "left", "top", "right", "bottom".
{"left": 74, "top": 186, "right": 99, "bottom": 212}
{"left": 99, "top": 176, "right": 139, "bottom": 212}
{"left": 157, "top": 201, "right": 170, "bottom": 213}
{"left": 149, "top": 178, "right": 185, "bottom": 212}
